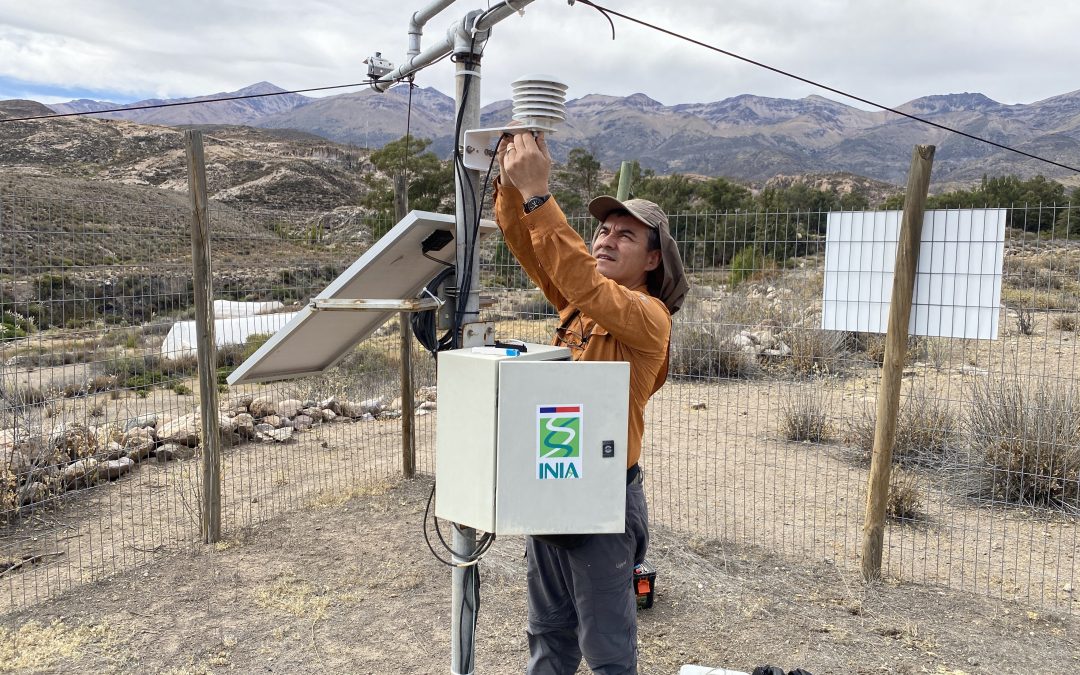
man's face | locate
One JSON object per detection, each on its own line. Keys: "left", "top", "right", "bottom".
{"left": 591, "top": 213, "right": 661, "bottom": 289}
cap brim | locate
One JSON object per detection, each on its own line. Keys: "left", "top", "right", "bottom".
{"left": 587, "top": 195, "right": 627, "bottom": 223}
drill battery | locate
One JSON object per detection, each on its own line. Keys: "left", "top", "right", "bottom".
{"left": 633, "top": 560, "right": 656, "bottom": 609}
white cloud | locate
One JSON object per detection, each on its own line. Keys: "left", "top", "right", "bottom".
{"left": 2, "top": 0, "right": 1079, "bottom": 108}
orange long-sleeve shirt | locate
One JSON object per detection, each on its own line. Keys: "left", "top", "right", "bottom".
{"left": 494, "top": 182, "right": 671, "bottom": 469}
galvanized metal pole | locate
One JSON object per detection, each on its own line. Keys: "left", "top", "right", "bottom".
{"left": 450, "top": 22, "right": 484, "bottom": 675}
{"left": 184, "top": 130, "right": 222, "bottom": 544}
{"left": 394, "top": 173, "right": 417, "bottom": 479}
{"left": 861, "top": 144, "right": 935, "bottom": 581}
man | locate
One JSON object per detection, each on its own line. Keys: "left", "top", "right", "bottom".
{"left": 495, "top": 130, "right": 688, "bottom": 674}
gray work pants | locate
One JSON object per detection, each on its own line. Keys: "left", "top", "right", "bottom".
{"left": 525, "top": 473, "right": 649, "bottom": 675}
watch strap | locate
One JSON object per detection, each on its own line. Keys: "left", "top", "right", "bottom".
{"left": 523, "top": 194, "right": 551, "bottom": 214}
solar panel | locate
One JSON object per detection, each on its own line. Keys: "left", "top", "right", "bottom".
{"left": 227, "top": 211, "right": 496, "bottom": 384}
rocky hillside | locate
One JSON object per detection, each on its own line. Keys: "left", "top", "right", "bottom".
{"left": 45, "top": 82, "right": 1080, "bottom": 187}
{"left": 0, "top": 100, "right": 394, "bottom": 272}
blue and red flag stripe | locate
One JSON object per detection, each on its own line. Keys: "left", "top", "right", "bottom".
{"left": 539, "top": 405, "right": 581, "bottom": 414}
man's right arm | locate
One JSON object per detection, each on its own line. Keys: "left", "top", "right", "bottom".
{"left": 494, "top": 179, "right": 568, "bottom": 311}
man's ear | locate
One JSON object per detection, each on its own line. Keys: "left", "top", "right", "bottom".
{"left": 644, "top": 249, "right": 661, "bottom": 272}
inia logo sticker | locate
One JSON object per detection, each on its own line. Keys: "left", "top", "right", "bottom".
{"left": 537, "top": 405, "right": 582, "bottom": 479}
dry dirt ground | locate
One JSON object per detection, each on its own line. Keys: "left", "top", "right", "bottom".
{"left": 1, "top": 476, "right": 1077, "bottom": 675}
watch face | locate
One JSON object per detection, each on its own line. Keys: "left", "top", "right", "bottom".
{"left": 525, "top": 195, "right": 549, "bottom": 213}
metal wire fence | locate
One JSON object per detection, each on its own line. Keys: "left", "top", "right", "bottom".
{"left": 2, "top": 192, "right": 1078, "bottom": 617}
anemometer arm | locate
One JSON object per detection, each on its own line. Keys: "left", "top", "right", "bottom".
{"left": 372, "top": 0, "right": 538, "bottom": 91}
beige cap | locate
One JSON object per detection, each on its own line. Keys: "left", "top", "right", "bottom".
{"left": 588, "top": 196, "right": 689, "bottom": 314}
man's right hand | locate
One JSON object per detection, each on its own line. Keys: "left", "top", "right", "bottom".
{"left": 498, "top": 129, "right": 552, "bottom": 200}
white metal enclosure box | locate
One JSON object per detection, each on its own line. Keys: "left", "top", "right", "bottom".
{"left": 435, "top": 345, "right": 630, "bottom": 535}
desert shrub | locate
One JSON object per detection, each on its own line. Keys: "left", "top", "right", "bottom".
{"left": 848, "top": 386, "right": 957, "bottom": 467}
{"left": 86, "top": 374, "right": 116, "bottom": 394}
{"left": 780, "top": 387, "right": 832, "bottom": 442}
{"left": 1052, "top": 314, "right": 1077, "bottom": 331}
{"left": 172, "top": 383, "right": 192, "bottom": 396}
{"left": 1003, "top": 256, "right": 1064, "bottom": 290}
{"left": 728, "top": 247, "right": 763, "bottom": 287}
{"left": 966, "top": 375, "right": 1080, "bottom": 512}
{"left": 847, "top": 332, "right": 928, "bottom": 366}
{"left": 713, "top": 293, "right": 774, "bottom": 330}
{"left": 1014, "top": 307, "right": 1036, "bottom": 335}
{"left": 670, "top": 325, "right": 758, "bottom": 380}
{"left": 781, "top": 328, "right": 847, "bottom": 375}
{"left": 242, "top": 333, "right": 273, "bottom": 361}
{"left": 509, "top": 291, "right": 553, "bottom": 319}
{"left": 887, "top": 468, "right": 923, "bottom": 522}
{"left": 0, "top": 382, "right": 47, "bottom": 408}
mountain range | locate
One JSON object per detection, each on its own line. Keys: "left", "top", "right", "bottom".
{"left": 36, "top": 81, "right": 1080, "bottom": 188}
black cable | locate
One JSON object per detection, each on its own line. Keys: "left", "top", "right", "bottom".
{"left": 572, "top": 0, "right": 1080, "bottom": 175}
{"left": 422, "top": 483, "right": 495, "bottom": 566}
{"left": 1, "top": 80, "right": 384, "bottom": 123}
{"left": 403, "top": 77, "right": 416, "bottom": 186}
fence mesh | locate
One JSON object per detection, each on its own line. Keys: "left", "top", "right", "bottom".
{"left": 2, "top": 192, "right": 1078, "bottom": 617}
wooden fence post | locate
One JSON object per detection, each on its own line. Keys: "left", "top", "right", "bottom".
{"left": 394, "top": 173, "right": 416, "bottom": 478}
{"left": 861, "top": 144, "right": 935, "bottom": 581}
{"left": 184, "top": 130, "right": 222, "bottom": 544}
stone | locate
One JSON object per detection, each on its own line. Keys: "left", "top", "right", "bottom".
{"left": 234, "top": 413, "right": 256, "bottom": 440}
{"left": 267, "top": 427, "right": 294, "bottom": 443}
{"left": 302, "top": 399, "right": 316, "bottom": 409}
{"left": 360, "top": 413, "right": 375, "bottom": 422}
{"left": 418, "top": 401, "right": 437, "bottom": 412}
{"left": 291, "top": 415, "right": 314, "bottom": 431}
{"left": 122, "top": 414, "right": 159, "bottom": 432}
{"left": 301, "top": 407, "right": 324, "bottom": 422}
{"left": 100, "top": 457, "right": 135, "bottom": 480}
{"left": 158, "top": 413, "right": 200, "bottom": 447}
{"left": 154, "top": 443, "right": 196, "bottom": 462}
{"left": 122, "top": 427, "right": 156, "bottom": 446}
{"left": 690, "top": 402, "right": 707, "bottom": 410}
{"left": 248, "top": 397, "right": 277, "bottom": 419}
{"left": 104, "top": 441, "right": 126, "bottom": 460}
{"left": 360, "top": 396, "right": 387, "bottom": 414}
{"left": 263, "top": 415, "right": 283, "bottom": 428}
{"left": 255, "top": 423, "right": 275, "bottom": 434}
{"left": 18, "top": 481, "right": 48, "bottom": 506}
{"left": 319, "top": 396, "right": 341, "bottom": 415}
{"left": 217, "top": 415, "right": 237, "bottom": 436}
{"left": 230, "top": 394, "right": 254, "bottom": 411}
{"left": 122, "top": 426, "right": 156, "bottom": 462}
{"left": 417, "top": 386, "right": 437, "bottom": 403}
{"left": 321, "top": 409, "right": 338, "bottom": 422}
{"left": 339, "top": 401, "right": 365, "bottom": 418}
{"left": 277, "top": 399, "right": 303, "bottom": 418}
{"left": 62, "top": 458, "right": 99, "bottom": 488}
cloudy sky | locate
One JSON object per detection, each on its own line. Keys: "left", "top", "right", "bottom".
{"left": 1, "top": 0, "right": 1078, "bottom": 110}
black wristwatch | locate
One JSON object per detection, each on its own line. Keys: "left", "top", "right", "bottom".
{"left": 523, "top": 194, "right": 551, "bottom": 214}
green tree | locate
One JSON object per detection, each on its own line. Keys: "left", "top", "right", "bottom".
{"left": 554, "top": 147, "right": 602, "bottom": 210}
{"left": 361, "top": 137, "right": 454, "bottom": 234}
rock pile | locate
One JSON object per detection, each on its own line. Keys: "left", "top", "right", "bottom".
{"left": 0, "top": 387, "right": 438, "bottom": 512}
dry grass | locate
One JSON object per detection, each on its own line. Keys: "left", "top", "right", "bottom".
{"left": 670, "top": 325, "right": 759, "bottom": 380}
{"left": 965, "top": 374, "right": 1080, "bottom": 512}
{"left": 887, "top": 468, "right": 923, "bottom": 522}
{"left": 780, "top": 386, "right": 833, "bottom": 442}
{"left": 848, "top": 386, "right": 958, "bottom": 467}
{"left": 0, "top": 619, "right": 123, "bottom": 672}
{"left": 781, "top": 327, "right": 847, "bottom": 376}
{"left": 1052, "top": 313, "right": 1077, "bottom": 331}
{"left": 253, "top": 573, "right": 332, "bottom": 618}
